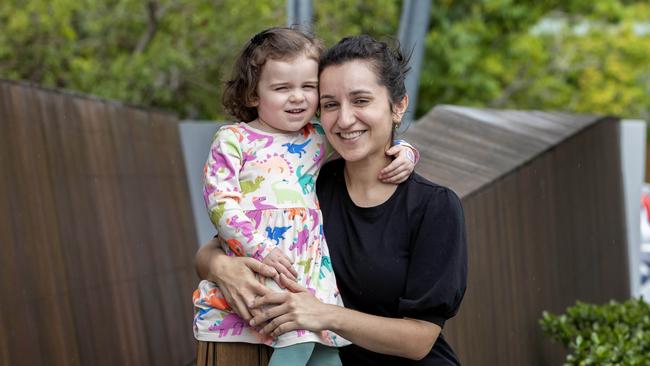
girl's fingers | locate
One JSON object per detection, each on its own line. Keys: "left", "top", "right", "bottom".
{"left": 379, "top": 160, "right": 400, "bottom": 176}
{"left": 274, "top": 263, "right": 296, "bottom": 283}
{"left": 386, "top": 170, "right": 409, "bottom": 184}
{"left": 278, "top": 257, "right": 297, "bottom": 281}
{"left": 385, "top": 145, "right": 401, "bottom": 157}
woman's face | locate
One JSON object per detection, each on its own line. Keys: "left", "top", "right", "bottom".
{"left": 319, "top": 60, "right": 406, "bottom": 164}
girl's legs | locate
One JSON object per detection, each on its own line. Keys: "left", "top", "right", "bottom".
{"left": 306, "top": 343, "right": 342, "bottom": 366}
{"left": 268, "top": 342, "right": 315, "bottom": 366}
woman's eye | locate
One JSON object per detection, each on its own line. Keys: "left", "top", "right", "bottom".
{"left": 354, "top": 99, "right": 369, "bottom": 105}
{"left": 321, "top": 102, "right": 337, "bottom": 109}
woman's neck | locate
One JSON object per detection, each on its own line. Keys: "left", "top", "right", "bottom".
{"left": 343, "top": 153, "right": 398, "bottom": 208}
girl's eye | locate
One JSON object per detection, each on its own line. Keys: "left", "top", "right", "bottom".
{"left": 275, "top": 86, "right": 288, "bottom": 91}
{"left": 321, "top": 102, "right": 338, "bottom": 109}
{"left": 303, "top": 85, "right": 316, "bottom": 89}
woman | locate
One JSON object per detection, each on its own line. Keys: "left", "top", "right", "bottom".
{"left": 196, "top": 35, "right": 468, "bottom": 365}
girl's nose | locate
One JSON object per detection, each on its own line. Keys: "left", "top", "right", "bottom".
{"left": 289, "top": 90, "right": 305, "bottom": 103}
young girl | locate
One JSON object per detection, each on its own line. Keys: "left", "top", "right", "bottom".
{"left": 192, "top": 27, "right": 419, "bottom": 365}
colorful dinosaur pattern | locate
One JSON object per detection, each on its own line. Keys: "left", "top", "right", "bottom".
{"left": 296, "top": 165, "right": 315, "bottom": 194}
{"left": 208, "top": 313, "right": 246, "bottom": 337}
{"left": 196, "top": 122, "right": 350, "bottom": 348}
{"left": 265, "top": 225, "right": 292, "bottom": 245}
{"left": 282, "top": 138, "right": 311, "bottom": 158}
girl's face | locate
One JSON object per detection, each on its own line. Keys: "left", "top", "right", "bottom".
{"left": 319, "top": 60, "right": 407, "bottom": 163}
{"left": 251, "top": 54, "right": 319, "bottom": 133}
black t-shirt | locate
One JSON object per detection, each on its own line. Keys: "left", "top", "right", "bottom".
{"left": 316, "top": 159, "right": 468, "bottom": 365}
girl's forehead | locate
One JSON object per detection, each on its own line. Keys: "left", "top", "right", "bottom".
{"left": 260, "top": 56, "right": 319, "bottom": 80}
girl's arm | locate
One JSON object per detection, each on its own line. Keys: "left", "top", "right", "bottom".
{"left": 250, "top": 276, "right": 440, "bottom": 360}
{"left": 204, "top": 127, "right": 296, "bottom": 279}
{"left": 379, "top": 140, "right": 420, "bottom": 183}
{"left": 312, "top": 122, "right": 419, "bottom": 184}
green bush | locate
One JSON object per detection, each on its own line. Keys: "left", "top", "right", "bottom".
{"left": 540, "top": 298, "right": 650, "bottom": 365}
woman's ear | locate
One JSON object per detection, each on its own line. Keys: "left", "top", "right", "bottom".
{"left": 392, "top": 95, "right": 409, "bottom": 123}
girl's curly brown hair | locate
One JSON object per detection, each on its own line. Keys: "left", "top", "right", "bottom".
{"left": 222, "top": 27, "right": 323, "bottom": 122}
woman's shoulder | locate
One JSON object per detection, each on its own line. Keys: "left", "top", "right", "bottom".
{"left": 406, "top": 173, "right": 463, "bottom": 213}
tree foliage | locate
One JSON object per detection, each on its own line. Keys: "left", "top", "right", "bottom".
{"left": 0, "top": 0, "right": 648, "bottom": 122}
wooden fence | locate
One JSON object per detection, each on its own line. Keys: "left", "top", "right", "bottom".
{"left": 0, "top": 80, "right": 198, "bottom": 366}
{"left": 403, "top": 106, "right": 628, "bottom": 365}
{"left": 0, "top": 80, "right": 631, "bottom": 365}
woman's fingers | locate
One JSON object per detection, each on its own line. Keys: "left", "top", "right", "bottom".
{"left": 250, "top": 302, "right": 291, "bottom": 326}
{"left": 231, "top": 293, "right": 253, "bottom": 321}
{"left": 279, "top": 273, "right": 309, "bottom": 293}
{"left": 250, "top": 291, "right": 290, "bottom": 308}
{"left": 259, "top": 313, "right": 295, "bottom": 335}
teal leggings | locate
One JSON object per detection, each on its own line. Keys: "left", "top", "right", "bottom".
{"left": 268, "top": 342, "right": 341, "bottom": 366}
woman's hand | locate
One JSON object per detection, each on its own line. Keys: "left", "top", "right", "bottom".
{"left": 249, "top": 274, "right": 333, "bottom": 337}
{"left": 197, "top": 240, "right": 278, "bottom": 321}
{"left": 379, "top": 144, "right": 417, "bottom": 184}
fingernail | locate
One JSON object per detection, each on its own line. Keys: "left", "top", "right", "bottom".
{"left": 250, "top": 319, "right": 256, "bottom": 326}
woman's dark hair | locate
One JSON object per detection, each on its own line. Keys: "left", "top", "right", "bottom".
{"left": 319, "top": 35, "right": 411, "bottom": 107}
{"left": 223, "top": 27, "right": 323, "bottom": 122}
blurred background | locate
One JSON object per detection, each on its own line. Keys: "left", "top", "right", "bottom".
{"left": 1, "top": 0, "right": 650, "bottom": 365}
{"left": 1, "top": 0, "right": 648, "bottom": 122}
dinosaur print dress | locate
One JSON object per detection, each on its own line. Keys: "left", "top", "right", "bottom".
{"left": 193, "top": 122, "right": 349, "bottom": 348}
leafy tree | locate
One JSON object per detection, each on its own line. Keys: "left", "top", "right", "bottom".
{"left": 0, "top": 0, "right": 286, "bottom": 119}
{"left": 418, "top": 0, "right": 650, "bottom": 122}
{"left": 0, "top": 0, "right": 648, "bottom": 123}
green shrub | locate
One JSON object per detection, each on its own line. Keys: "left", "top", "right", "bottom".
{"left": 540, "top": 298, "right": 650, "bottom": 365}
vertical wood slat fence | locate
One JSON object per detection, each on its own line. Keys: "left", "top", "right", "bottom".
{"left": 0, "top": 80, "right": 198, "bottom": 366}
{"left": 404, "top": 106, "right": 629, "bottom": 365}
{"left": 0, "top": 79, "right": 631, "bottom": 365}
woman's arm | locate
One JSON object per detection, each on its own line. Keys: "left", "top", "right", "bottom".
{"left": 250, "top": 276, "right": 441, "bottom": 360}
{"left": 195, "top": 237, "right": 276, "bottom": 321}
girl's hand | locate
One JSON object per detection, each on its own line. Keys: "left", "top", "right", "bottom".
{"left": 249, "top": 274, "right": 331, "bottom": 337}
{"left": 210, "top": 254, "right": 276, "bottom": 321}
{"left": 379, "top": 145, "right": 417, "bottom": 184}
{"left": 262, "top": 248, "right": 298, "bottom": 283}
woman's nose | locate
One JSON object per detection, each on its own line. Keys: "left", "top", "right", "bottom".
{"left": 337, "top": 103, "right": 355, "bottom": 128}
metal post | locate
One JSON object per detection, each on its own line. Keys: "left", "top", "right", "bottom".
{"left": 287, "top": 0, "right": 313, "bottom": 31}
{"left": 398, "top": 0, "right": 432, "bottom": 132}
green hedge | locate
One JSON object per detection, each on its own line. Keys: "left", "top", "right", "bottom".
{"left": 540, "top": 298, "right": 650, "bottom": 365}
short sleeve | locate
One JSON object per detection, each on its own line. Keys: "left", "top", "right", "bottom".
{"left": 398, "top": 187, "right": 468, "bottom": 328}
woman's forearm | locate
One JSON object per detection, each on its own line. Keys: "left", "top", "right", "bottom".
{"left": 195, "top": 237, "right": 225, "bottom": 282}
{"left": 325, "top": 305, "right": 441, "bottom": 360}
